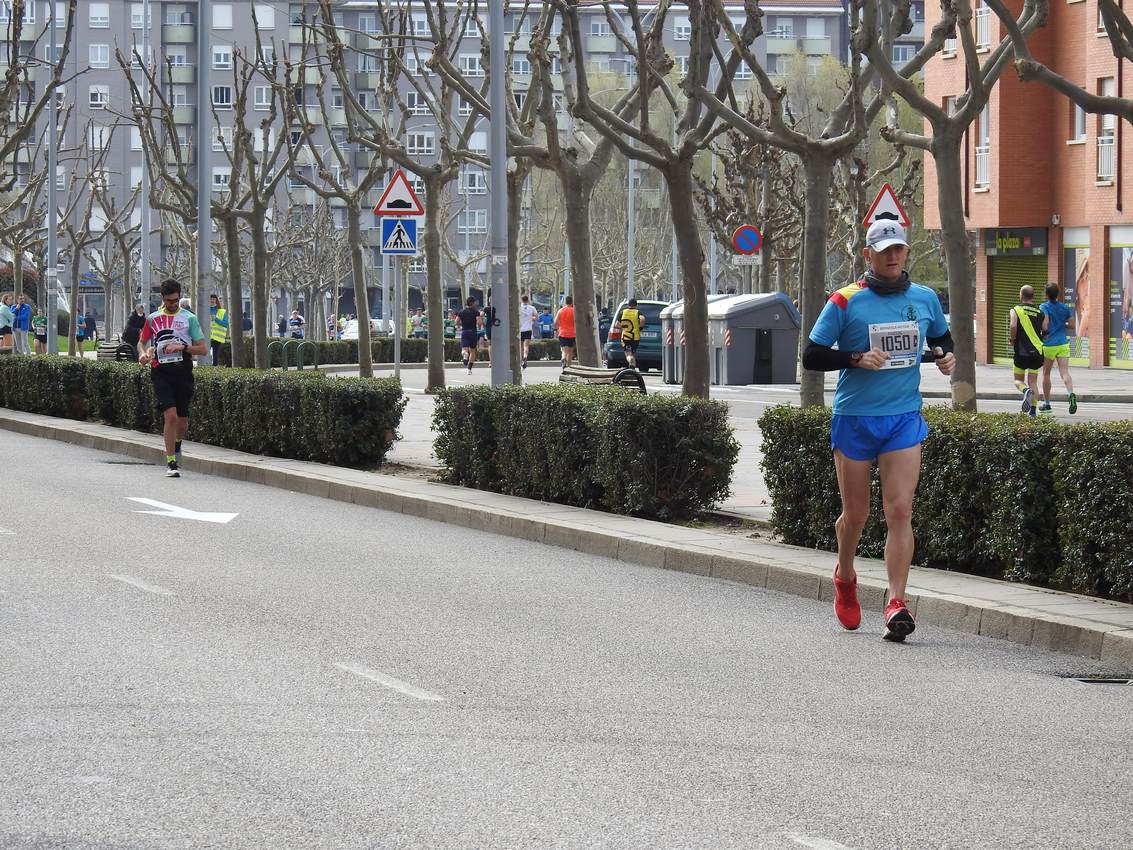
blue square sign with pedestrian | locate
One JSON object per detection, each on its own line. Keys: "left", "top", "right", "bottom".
{"left": 381, "top": 217, "right": 418, "bottom": 256}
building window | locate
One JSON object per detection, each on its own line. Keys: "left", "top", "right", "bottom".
{"left": 89, "top": 44, "right": 110, "bottom": 69}
{"left": 1071, "top": 102, "right": 1086, "bottom": 141}
{"left": 359, "top": 14, "right": 378, "bottom": 34}
{"left": 358, "top": 52, "right": 378, "bottom": 72}
{"left": 130, "top": 2, "right": 150, "bottom": 29}
{"left": 130, "top": 126, "right": 142, "bottom": 151}
{"left": 458, "top": 97, "right": 473, "bottom": 117}
{"left": 165, "top": 7, "right": 190, "bottom": 25}
{"left": 171, "top": 86, "right": 189, "bottom": 107}
{"left": 459, "top": 54, "right": 484, "bottom": 77}
{"left": 806, "top": 17, "right": 825, "bottom": 37}
{"left": 212, "top": 86, "right": 233, "bottom": 110}
{"left": 88, "top": 3, "right": 109, "bottom": 28}
{"left": 975, "top": 105, "right": 990, "bottom": 187}
{"left": 254, "top": 3, "right": 275, "bottom": 28}
{"left": 806, "top": 56, "right": 822, "bottom": 75}
{"left": 464, "top": 18, "right": 479, "bottom": 37}
{"left": 213, "top": 167, "right": 232, "bottom": 190}
{"left": 674, "top": 21, "right": 691, "bottom": 40}
{"left": 676, "top": 56, "right": 689, "bottom": 76}
{"left": 513, "top": 57, "right": 531, "bottom": 76}
{"left": 213, "top": 3, "right": 233, "bottom": 29}
{"left": 167, "top": 48, "right": 187, "bottom": 65}
{"left": 735, "top": 61, "right": 753, "bottom": 80}
{"left": 513, "top": 91, "right": 526, "bottom": 110}
{"left": 406, "top": 132, "right": 434, "bottom": 156}
{"left": 213, "top": 46, "right": 232, "bottom": 70}
{"left": 1098, "top": 77, "right": 1116, "bottom": 180}
{"left": 88, "top": 125, "right": 110, "bottom": 151}
{"left": 332, "top": 88, "right": 345, "bottom": 109}
{"left": 892, "top": 45, "right": 915, "bottom": 65}
{"left": 767, "top": 54, "right": 786, "bottom": 76}
{"left": 590, "top": 19, "right": 612, "bottom": 36}
{"left": 412, "top": 14, "right": 428, "bottom": 36}
{"left": 458, "top": 209, "right": 488, "bottom": 234}
{"left": 214, "top": 126, "right": 233, "bottom": 151}
{"left": 405, "top": 90, "right": 430, "bottom": 115}
{"left": 460, "top": 168, "right": 487, "bottom": 195}
{"left": 88, "top": 85, "right": 110, "bottom": 110}
{"left": 769, "top": 18, "right": 793, "bottom": 37}
{"left": 975, "top": 2, "right": 991, "bottom": 49}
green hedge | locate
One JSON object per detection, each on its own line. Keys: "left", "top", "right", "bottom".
{"left": 433, "top": 384, "right": 739, "bottom": 520}
{"left": 759, "top": 405, "right": 1133, "bottom": 603}
{"left": 216, "top": 337, "right": 566, "bottom": 367}
{"left": 0, "top": 355, "right": 406, "bottom": 468}
{"left": 217, "top": 338, "right": 464, "bottom": 368}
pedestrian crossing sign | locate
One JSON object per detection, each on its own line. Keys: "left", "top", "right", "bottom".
{"left": 380, "top": 217, "right": 418, "bottom": 255}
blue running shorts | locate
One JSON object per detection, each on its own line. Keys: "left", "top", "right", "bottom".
{"left": 831, "top": 411, "right": 928, "bottom": 462}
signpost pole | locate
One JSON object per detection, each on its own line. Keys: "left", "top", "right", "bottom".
{"left": 487, "top": 1, "right": 511, "bottom": 386}
{"left": 393, "top": 255, "right": 401, "bottom": 380}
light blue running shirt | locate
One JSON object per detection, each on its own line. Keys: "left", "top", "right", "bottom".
{"left": 809, "top": 281, "right": 949, "bottom": 417}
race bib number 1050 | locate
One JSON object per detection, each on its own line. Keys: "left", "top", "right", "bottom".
{"left": 868, "top": 321, "right": 920, "bottom": 369}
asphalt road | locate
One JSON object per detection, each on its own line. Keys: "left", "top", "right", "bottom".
{"left": 2, "top": 430, "right": 1131, "bottom": 850}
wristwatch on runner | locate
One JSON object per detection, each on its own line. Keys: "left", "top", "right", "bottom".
{"left": 849, "top": 351, "right": 864, "bottom": 365}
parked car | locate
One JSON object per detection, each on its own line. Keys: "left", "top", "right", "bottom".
{"left": 341, "top": 318, "right": 393, "bottom": 340}
{"left": 603, "top": 299, "right": 667, "bottom": 371}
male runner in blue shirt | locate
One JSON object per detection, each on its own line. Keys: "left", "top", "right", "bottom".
{"left": 803, "top": 219, "right": 956, "bottom": 642}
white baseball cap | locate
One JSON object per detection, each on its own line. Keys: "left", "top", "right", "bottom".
{"left": 866, "top": 218, "right": 909, "bottom": 252}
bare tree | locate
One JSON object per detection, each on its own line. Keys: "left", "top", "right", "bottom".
{"left": 87, "top": 172, "right": 141, "bottom": 335}
{"left": 860, "top": 0, "right": 1044, "bottom": 410}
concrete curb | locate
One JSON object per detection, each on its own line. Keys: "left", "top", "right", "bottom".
{"left": 3, "top": 408, "right": 1132, "bottom": 669}
{"left": 921, "top": 390, "right": 1133, "bottom": 404}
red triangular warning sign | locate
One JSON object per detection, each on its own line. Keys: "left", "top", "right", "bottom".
{"left": 374, "top": 170, "right": 424, "bottom": 216}
{"left": 862, "top": 182, "right": 910, "bottom": 228}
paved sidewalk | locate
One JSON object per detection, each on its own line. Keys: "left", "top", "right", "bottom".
{"left": 4, "top": 406, "right": 1132, "bottom": 668}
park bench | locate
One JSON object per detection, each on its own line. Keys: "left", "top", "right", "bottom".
{"left": 558, "top": 363, "right": 646, "bottom": 394}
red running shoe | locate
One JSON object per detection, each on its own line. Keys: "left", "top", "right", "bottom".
{"left": 883, "top": 597, "right": 916, "bottom": 642}
{"left": 833, "top": 566, "right": 861, "bottom": 631}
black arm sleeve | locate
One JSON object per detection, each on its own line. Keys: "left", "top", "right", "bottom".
{"left": 926, "top": 329, "right": 955, "bottom": 355}
{"left": 802, "top": 341, "right": 855, "bottom": 372}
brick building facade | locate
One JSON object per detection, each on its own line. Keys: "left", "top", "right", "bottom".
{"left": 924, "top": 1, "right": 1133, "bottom": 369}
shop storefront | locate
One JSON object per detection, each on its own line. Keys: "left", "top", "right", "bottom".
{"left": 1060, "top": 226, "right": 1091, "bottom": 367}
{"left": 1106, "top": 225, "right": 1133, "bottom": 368}
{"left": 985, "top": 228, "right": 1048, "bottom": 366}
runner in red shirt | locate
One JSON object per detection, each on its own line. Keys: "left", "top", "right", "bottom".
{"left": 554, "top": 296, "right": 576, "bottom": 368}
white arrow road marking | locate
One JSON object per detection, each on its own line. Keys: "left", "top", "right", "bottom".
{"left": 127, "top": 498, "right": 238, "bottom": 524}
{"left": 107, "top": 574, "right": 175, "bottom": 596}
{"left": 784, "top": 833, "right": 855, "bottom": 850}
{"left": 334, "top": 662, "right": 443, "bottom": 702}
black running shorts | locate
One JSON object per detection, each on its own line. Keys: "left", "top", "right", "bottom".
{"left": 151, "top": 369, "right": 194, "bottom": 417}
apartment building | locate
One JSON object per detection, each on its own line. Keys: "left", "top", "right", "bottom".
{"left": 924, "top": 1, "right": 1133, "bottom": 369}
{"left": 2, "top": 0, "right": 849, "bottom": 322}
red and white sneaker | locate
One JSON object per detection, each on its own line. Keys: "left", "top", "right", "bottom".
{"left": 883, "top": 597, "right": 916, "bottom": 642}
{"left": 833, "top": 566, "right": 861, "bottom": 631}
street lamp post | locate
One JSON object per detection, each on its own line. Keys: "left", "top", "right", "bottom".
{"left": 139, "top": 0, "right": 150, "bottom": 308}
{"left": 196, "top": 0, "right": 211, "bottom": 323}
{"left": 487, "top": 2, "right": 511, "bottom": 385}
{"left": 45, "top": 0, "right": 59, "bottom": 355}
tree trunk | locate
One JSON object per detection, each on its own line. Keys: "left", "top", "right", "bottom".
{"left": 934, "top": 138, "right": 977, "bottom": 411}
{"left": 799, "top": 155, "right": 835, "bottom": 407}
{"left": 347, "top": 203, "right": 373, "bottom": 377}
{"left": 423, "top": 178, "right": 445, "bottom": 392}
{"left": 561, "top": 173, "right": 601, "bottom": 366}
{"left": 507, "top": 167, "right": 526, "bottom": 383}
{"left": 223, "top": 216, "right": 245, "bottom": 367}
{"left": 250, "top": 220, "right": 270, "bottom": 370}
{"left": 67, "top": 255, "right": 79, "bottom": 356}
{"left": 663, "top": 159, "right": 710, "bottom": 399}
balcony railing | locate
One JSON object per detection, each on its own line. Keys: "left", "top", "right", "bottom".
{"left": 974, "top": 144, "right": 990, "bottom": 187}
{"left": 1097, "top": 133, "right": 1115, "bottom": 181}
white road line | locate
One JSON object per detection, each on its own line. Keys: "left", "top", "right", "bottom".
{"left": 107, "top": 574, "right": 175, "bottom": 596}
{"left": 333, "top": 662, "right": 443, "bottom": 702}
{"left": 0, "top": 526, "right": 13, "bottom": 535}
{"left": 784, "top": 832, "right": 855, "bottom": 850}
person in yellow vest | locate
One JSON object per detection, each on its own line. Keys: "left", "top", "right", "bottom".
{"left": 1009, "top": 285, "right": 1045, "bottom": 417}
{"left": 209, "top": 294, "right": 229, "bottom": 366}
{"left": 619, "top": 298, "right": 646, "bottom": 369}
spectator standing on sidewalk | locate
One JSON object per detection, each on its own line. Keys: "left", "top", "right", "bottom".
{"left": 209, "top": 294, "right": 229, "bottom": 366}
{"left": 0, "top": 293, "right": 13, "bottom": 351}
{"left": 538, "top": 306, "right": 554, "bottom": 340}
{"left": 83, "top": 312, "right": 97, "bottom": 346}
{"left": 74, "top": 310, "right": 86, "bottom": 351}
{"left": 12, "top": 294, "right": 31, "bottom": 354}
{"left": 1039, "top": 283, "right": 1078, "bottom": 415}
{"left": 1009, "top": 285, "right": 1045, "bottom": 417}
